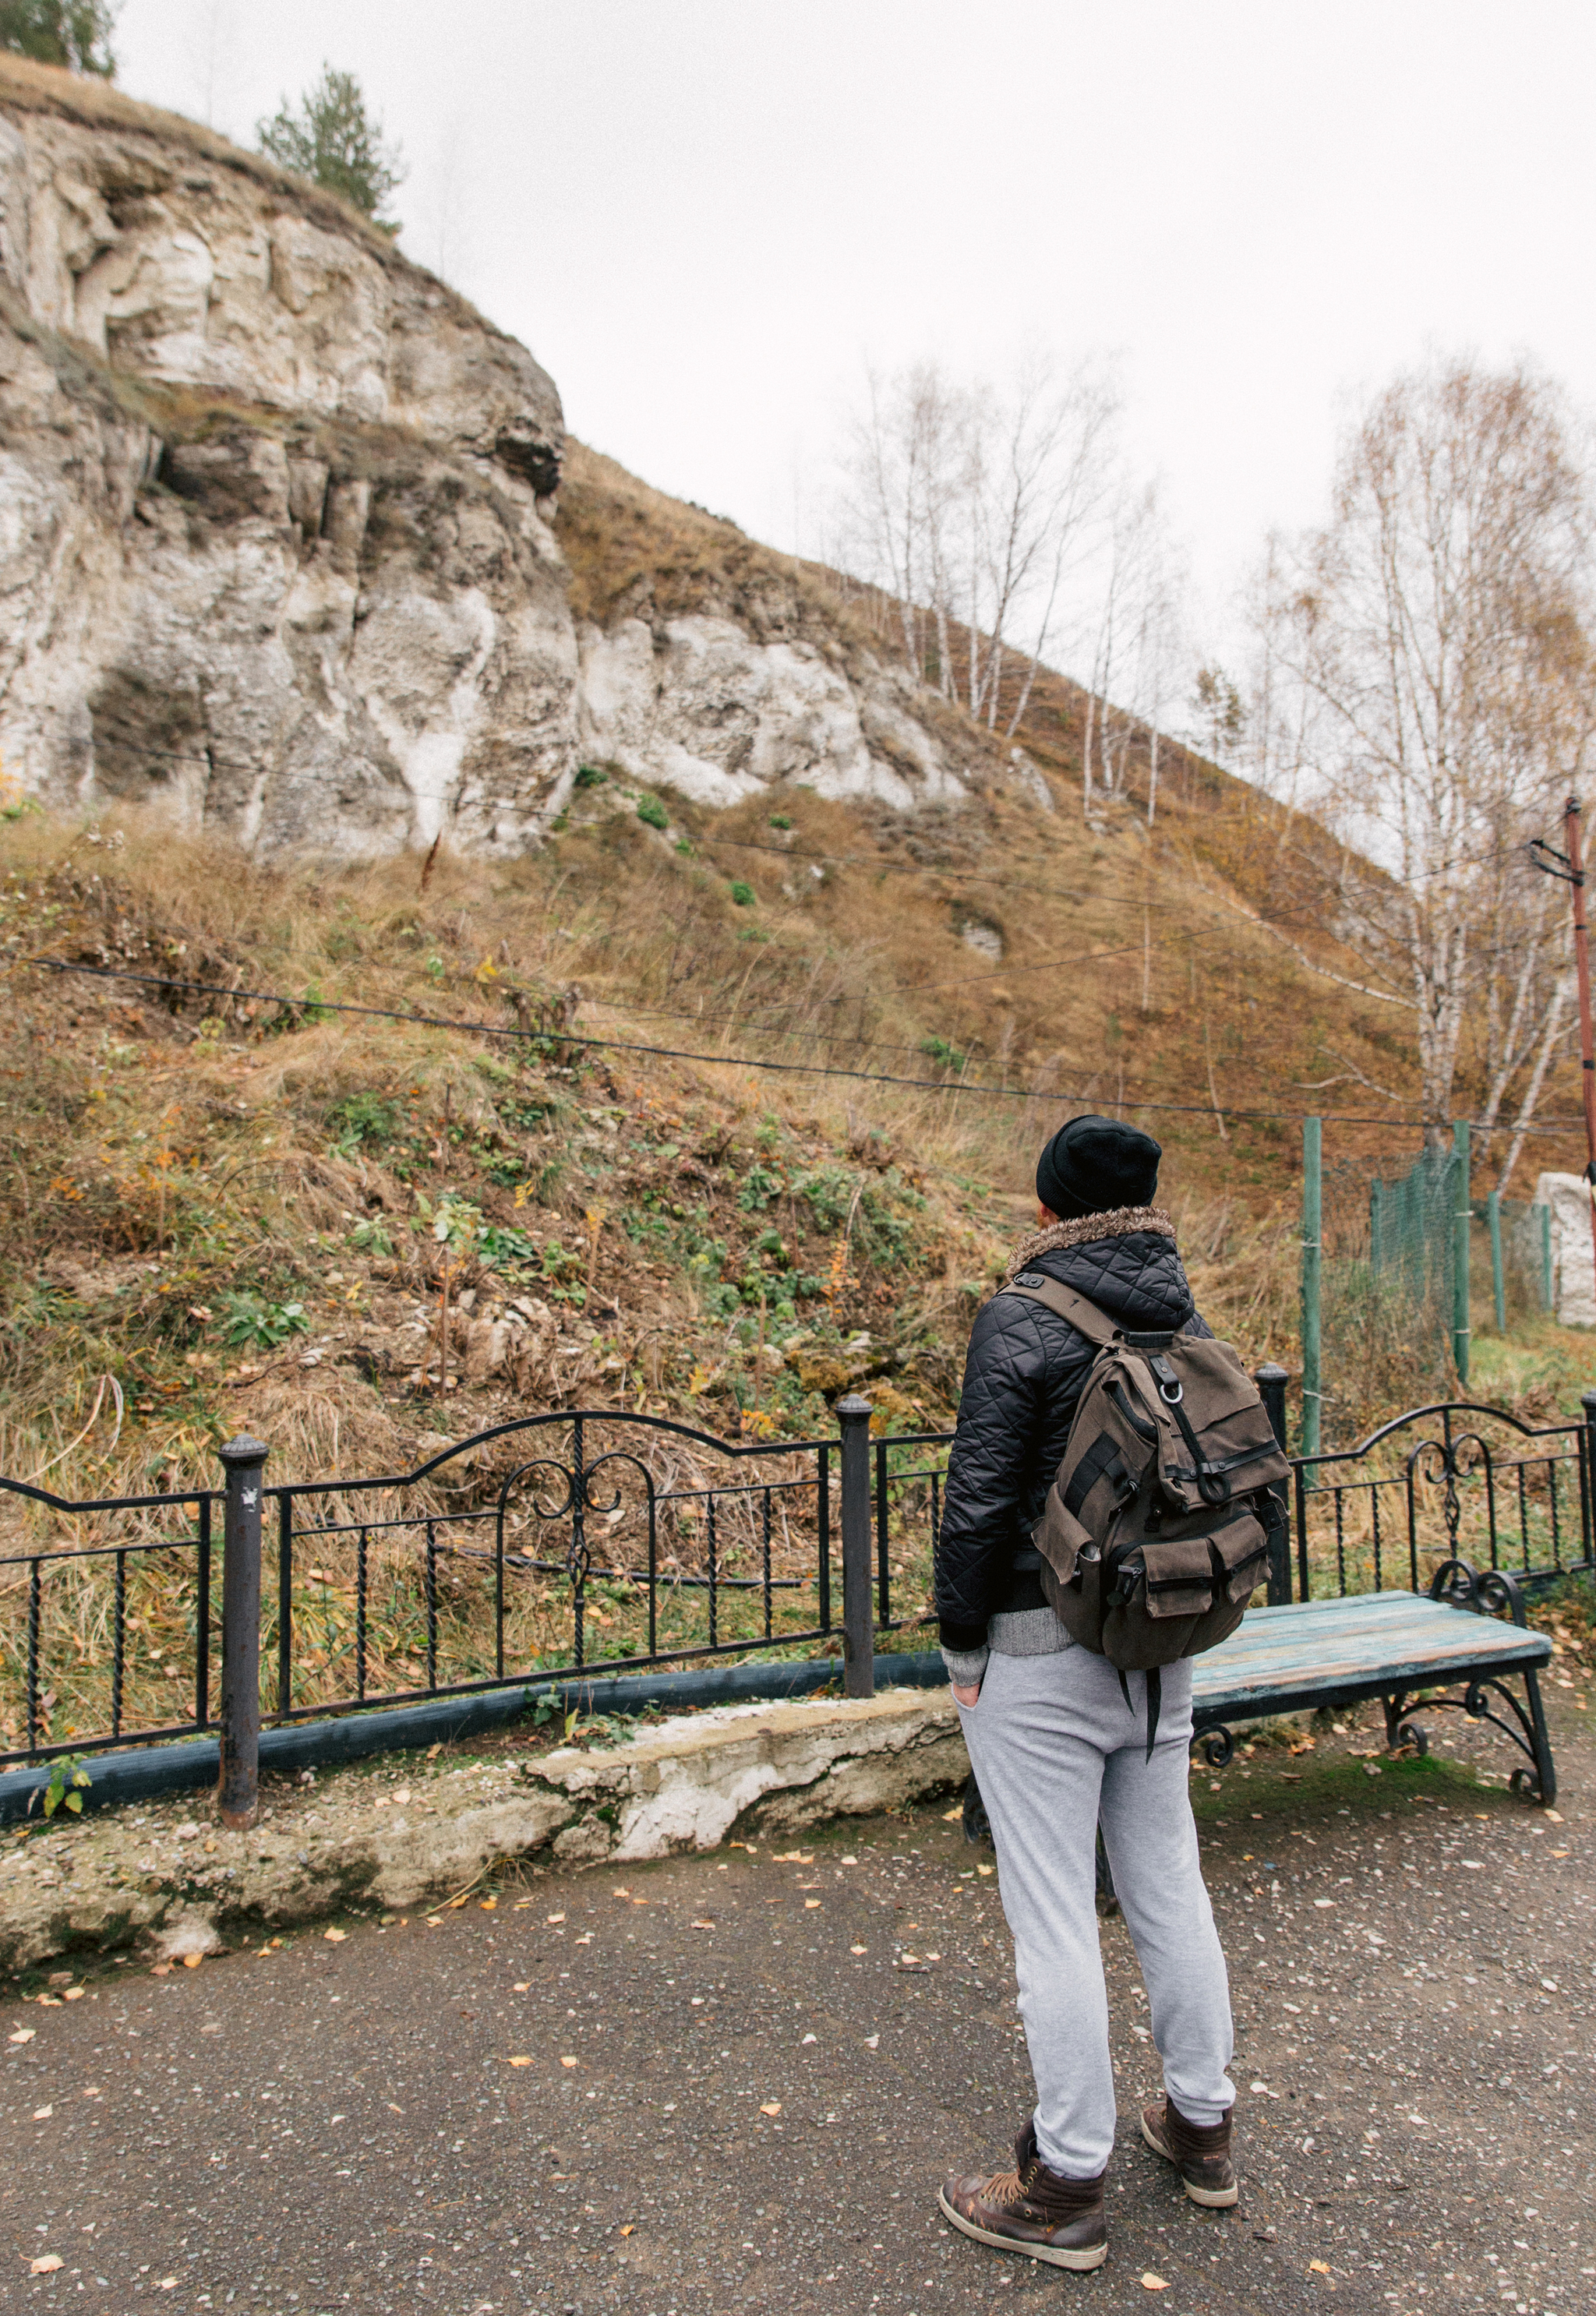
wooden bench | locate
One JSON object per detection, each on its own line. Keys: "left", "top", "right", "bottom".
{"left": 1190, "top": 1562, "right": 1555, "bottom": 1802}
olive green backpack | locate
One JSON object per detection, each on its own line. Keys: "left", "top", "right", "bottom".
{"left": 1005, "top": 1273, "right": 1291, "bottom": 1751}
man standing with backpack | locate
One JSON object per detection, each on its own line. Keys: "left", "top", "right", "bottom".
{"left": 936, "top": 1115, "right": 1282, "bottom": 2272}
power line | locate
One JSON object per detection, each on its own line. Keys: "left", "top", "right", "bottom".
{"left": 11, "top": 949, "right": 1586, "bottom": 1137}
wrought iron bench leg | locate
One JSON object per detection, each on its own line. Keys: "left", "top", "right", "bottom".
{"left": 1382, "top": 1675, "right": 1555, "bottom": 1802}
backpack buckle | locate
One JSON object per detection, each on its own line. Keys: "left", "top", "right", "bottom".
{"left": 1149, "top": 1352, "right": 1184, "bottom": 1403}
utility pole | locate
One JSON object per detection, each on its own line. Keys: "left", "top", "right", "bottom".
{"left": 1529, "top": 796, "right": 1596, "bottom": 1287}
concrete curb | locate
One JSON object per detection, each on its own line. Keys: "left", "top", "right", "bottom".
{"left": 0, "top": 1680, "right": 967, "bottom": 1972}
{"left": 0, "top": 1651, "right": 947, "bottom": 1825}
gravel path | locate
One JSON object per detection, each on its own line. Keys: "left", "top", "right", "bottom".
{"left": 1, "top": 1693, "right": 1591, "bottom": 2315}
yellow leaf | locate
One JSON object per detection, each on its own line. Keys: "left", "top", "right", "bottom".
{"left": 508, "top": 2056, "right": 533, "bottom": 2067}
{"left": 976, "top": 1863, "right": 994, "bottom": 1878}
{"left": 182, "top": 1953, "right": 203, "bottom": 1968}
{"left": 941, "top": 1806, "right": 963, "bottom": 1821}
{"left": 9, "top": 2027, "right": 35, "bottom": 2043}
{"left": 804, "top": 1899, "right": 821, "bottom": 1909}
{"left": 1309, "top": 2261, "right": 1332, "bottom": 2275}
{"left": 560, "top": 2055, "right": 579, "bottom": 2068}
{"left": 546, "top": 1912, "right": 566, "bottom": 1925}
{"left": 323, "top": 1927, "right": 348, "bottom": 1943}
{"left": 759, "top": 2100, "right": 782, "bottom": 2116}
{"left": 30, "top": 2254, "right": 64, "bottom": 2274}
{"left": 1140, "top": 2275, "right": 1169, "bottom": 2293}
{"left": 513, "top": 1981, "right": 531, "bottom": 1993}
{"left": 478, "top": 1898, "right": 496, "bottom": 1911}
{"left": 691, "top": 1919, "right": 716, "bottom": 1930}
{"left": 620, "top": 2223, "right": 634, "bottom": 2236}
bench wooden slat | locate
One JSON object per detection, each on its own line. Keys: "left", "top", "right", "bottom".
{"left": 1192, "top": 1590, "right": 1549, "bottom": 1719}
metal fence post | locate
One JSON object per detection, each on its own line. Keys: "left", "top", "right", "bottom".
{"left": 1301, "top": 1117, "right": 1322, "bottom": 1458}
{"left": 1254, "top": 1363, "right": 1292, "bottom": 1604}
{"left": 217, "top": 1435, "right": 267, "bottom": 1829}
{"left": 1453, "top": 1121, "right": 1471, "bottom": 1386}
{"left": 1582, "top": 1390, "right": 1596, "bottom": 1566}
{"left": 1488, "top": 1188, "right": 1506, "bottom": 1333}
{"left": 837, "top": 1394, "right": 875, "bottom": 1700}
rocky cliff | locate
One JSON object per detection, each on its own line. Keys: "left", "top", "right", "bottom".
{"left": 0, "top": 58, "right": 1015, "bottom": 858}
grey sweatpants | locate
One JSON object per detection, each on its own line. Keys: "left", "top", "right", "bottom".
{"left": 955, "top": 1644, "right": 1235, "bottom": 2178}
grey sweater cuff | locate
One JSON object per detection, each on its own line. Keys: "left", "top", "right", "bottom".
{"left": 941, "top": 1642, "right": 990, "bottom": 1689}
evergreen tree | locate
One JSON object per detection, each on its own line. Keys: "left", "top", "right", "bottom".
{"left": 0, "top": 0, "right": 118, "bottom": 76}
{"left": 257, "top": 65, "right": 404, "bottom": 235}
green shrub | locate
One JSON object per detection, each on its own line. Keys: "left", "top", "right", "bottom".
{"left": 218, "top": 1292, "right": 310, "bottom": 1349}
{"left": 574, "top": 764, "right": 607, "bottom": 790}
{"left": 327, "top": 1090, "right": 399, "bottom": 1154}
{"left": 637, "top": 794, "right": 669, "bottom": 831}
{"left": 478, "top": 1222, "right": 538, "bottom": 1268}
{"left": 920, "top": 1034, "right": 967, "bottom": 1074}
{"left": 729, "top": 881, "right": 756, "bottom": 908}
{"left": 768, "top": 814, "right": 792, "bottom": 830}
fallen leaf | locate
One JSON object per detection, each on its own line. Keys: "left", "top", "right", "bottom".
{"left": 30, "top": 2254, "right": 63, "bottom": 2275}
{"left": 62, "top": 1987, "right": 83, "bottom": 2002}
{"left": 182, "top": 1953, "right": 203, "bottom": 1968}
{"left": 513, "top": 1981, "right": 531, "bottom": 1993}
{"left": 546, "top": 1912, "right": 566, "bottom": 1925}
{"left": 575, "top": 1933, "right": 594, "bottom": 1946}
{"left": 691, "top": 1919, "right": 715, "bottom": 1931}
{"left": 31, "top": 2105, "right": 51, "bottom": 2120}
{"left": 864, "top": 2033, "right": 879, "bottom": 2049}
{"left": 850, "top": 1944, "right": 867, "bottom": 1955}
{"left": 479, "top": 1898, "right": 497, "bottom": 1912}
{"left": 1140, "top": 2273, "right": 1169, "bottom": 2291}
{"left": 1545, "top": 1808, "right": 1564, "bottom": 1823}
{"left": 803, "top": 1899, "right": 821, "bottom": 1910}
{"left": 323, "top": 1927, "right": 348, "bottom": 1944}
{"left": 941, "top": 1806, "right": 963, "bottom": 1821}
{"left": 759, "top": 2100, "right": 782, "bottom": 2116}
{"left": 9, "top": 2028, "right": 35, "bottom": 2044}
{"left": 560, "top": 2055, "right": 579, "bottom": 2069}
{"left": 976, "top": 1864, "right": 994, "bottom": 1878}
{"left": 387, "top": 2102, "right": 404, "bottom": 2114}
{"left": 772, "top": 1851, "right": 814, "bottom": 1863}
{"left": 1309, "top": 2261, "right": 1332, "bottom": 2275}
{"left": 508, "top": 2056, "right": 533, "bottom": 2067}
{"left": 611, "top": 1886, "right": 631, "bottom": 1898}
{"left": 157, "top": 2277, "right": 178, "bottom": 2290}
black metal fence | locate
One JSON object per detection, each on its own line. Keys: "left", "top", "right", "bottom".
{"left": 3, "top": 1372, "right": 1595, "bottom": 1795}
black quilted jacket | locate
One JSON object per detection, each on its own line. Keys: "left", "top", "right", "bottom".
{"left": 935, "top": 1226, "right": 1211, "bottom": 1653}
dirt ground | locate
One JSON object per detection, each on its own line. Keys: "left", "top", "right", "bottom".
{"left": 0, "top": 1689, "right": 1591, "bottom": 2316}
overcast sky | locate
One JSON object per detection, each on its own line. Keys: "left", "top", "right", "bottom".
{"left": 118, "top": 0, "right": 1596, "bottom": 673}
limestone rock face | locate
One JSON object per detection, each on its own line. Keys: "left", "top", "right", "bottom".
{"left": 577, "top": 615, "right": 969, "bottom": 813}
{"left": 0, "top": 70, "right": 576, "bottom": 857}
{"left": 0, "top": 63, "right": 1014, "bottom": 855}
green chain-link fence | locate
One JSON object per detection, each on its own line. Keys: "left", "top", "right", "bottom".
{"left": 1303, "top": 1124, "right": 1553, "bottom": 1449}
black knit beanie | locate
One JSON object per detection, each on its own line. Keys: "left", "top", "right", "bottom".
{"left": 1036, "top": 1114, "right": 1162, "bottom": 1220}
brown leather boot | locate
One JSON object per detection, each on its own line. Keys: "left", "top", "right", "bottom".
{"left": 1139, "top": 2095, "right": 1238, "bottom": 2207}
{"left": 939, "top": 2118, "right": 1108, "bottom": 2271}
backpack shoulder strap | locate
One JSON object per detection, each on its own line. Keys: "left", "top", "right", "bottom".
{"left": 1000, "top": 1273, "right": 1118, "bottom": 1347}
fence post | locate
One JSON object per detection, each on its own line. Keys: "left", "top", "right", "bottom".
{"left": 1254, "top": 1363, "right": 1292, "bottom": 1604}
{"left": 1488, "top": 1188, "right": 1506, "bottom": 1333}
{"left": 1301, "top": 1117, "right": 1322, "bottom": 1459}
{"left": 837, "top": 1394, "right": 875, "bottom": 1700}
{"left": 1453, "top": 1121, "right": 1471, "bottom": 1386}
{"left": 217, "top": 1435, "right": 267, "bottom": 1830}
{"left": 1583, "top": 1390, "right": 1596, "bottom": 1566}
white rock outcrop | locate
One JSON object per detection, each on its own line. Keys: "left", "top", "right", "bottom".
{"left": 1533, "top": 1171, "right": 1596, "bottom": 1329}
{"left": 0, "top": 62, "right": 1022, "bottom": 858}
{"left": 577, "top": 615, "right": 969, "bottom": 813}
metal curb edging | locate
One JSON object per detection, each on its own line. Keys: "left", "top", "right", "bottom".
{"left": 0, "top": 1651, "right": 947, "bottom": 1824}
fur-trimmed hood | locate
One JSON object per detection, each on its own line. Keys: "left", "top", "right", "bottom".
{"left": 1004, "top": 1204, "right": 1177, "bottom": 1284}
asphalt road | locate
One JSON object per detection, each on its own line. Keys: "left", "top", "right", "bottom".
{"left": 2, "top": 1700, "right": 1594, "bottom": 2316}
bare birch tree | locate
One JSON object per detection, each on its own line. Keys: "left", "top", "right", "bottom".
{"left": 835, "top": 353, "right": 1120, "bottom": 729}
{"left": 1252, "top": 359, "right": 1595, "bottom": 1149}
